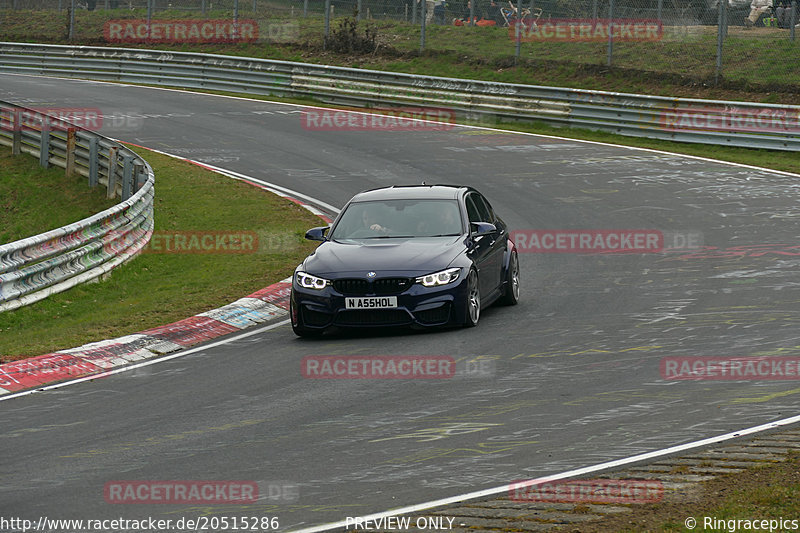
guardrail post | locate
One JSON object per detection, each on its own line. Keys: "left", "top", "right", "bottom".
{"left": 40, "top": 123, "right": 51, "bottom": 168}
{"left": 65, "top": 128, "right": 77, "bottom": 177}
{"left": 121, "top": 155, "right": 134, "bottom": 201}
{"left": 134, "top": 163, "right": 146, "bottom": 191}
{"left": 107, "top": 147, "right": 119, "bottom": 199}
{"left": 11, "top": 109, "right": 22, "bottom": 155}
{"left": 89, "top": 137, "right": 99, "bottom": 186}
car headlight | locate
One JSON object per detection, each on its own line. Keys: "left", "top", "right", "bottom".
{"left": 416, "top": 267, "right": 461, "bottom": 287}
{"left": 296, "top": 271, "right": 330, "bottom": 290}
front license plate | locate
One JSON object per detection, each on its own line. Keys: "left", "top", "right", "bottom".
{"left": 345, "top": 296, "right": 398, "bottom": 309}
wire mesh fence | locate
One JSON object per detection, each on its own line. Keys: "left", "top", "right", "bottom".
{"left": 1, "top": 0, "right": 797, "bottom": 87}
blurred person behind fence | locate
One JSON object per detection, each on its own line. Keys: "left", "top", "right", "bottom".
{"left": 746, "top": 0, "right": 772, "bottom": 26}
{"left": 487, "top": 0, "right": 504, "bottom": 24}
{"left": 460, "top": 0, "right": 482, "bottom": 22}
{"left": 434, "top": 0, "right": 447, "bottom": 24}
{"left": 774, "top": 0, "right": 796, "bottom": 27}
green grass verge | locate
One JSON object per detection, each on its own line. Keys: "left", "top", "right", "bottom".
{"left": 0, "top": 146, "right": 322, "bottom": 362}
{"left": 0, "top": 151, "right": 117, "bottom": 244}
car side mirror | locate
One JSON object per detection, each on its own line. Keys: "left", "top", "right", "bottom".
{"left": 471, "top": 222, "right": 496, "bottom": 237}
{"left": 305, "top": 226, "right": 329, "bottom": 241}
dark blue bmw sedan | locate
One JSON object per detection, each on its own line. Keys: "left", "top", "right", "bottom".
{"left": 290, "top": 185, "right": 519, "bottom": 337}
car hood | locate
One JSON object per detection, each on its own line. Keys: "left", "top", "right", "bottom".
{"left": 302, "top": 237, "right": 464, "bottom": 277}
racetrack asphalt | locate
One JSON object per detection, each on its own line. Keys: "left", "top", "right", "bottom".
{"left": 2, "top": 74, "right": 800, "bottom": 530}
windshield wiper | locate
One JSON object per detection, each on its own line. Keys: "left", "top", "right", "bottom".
{"left": 427, "top": 233, "right": 461, "bottom": 237}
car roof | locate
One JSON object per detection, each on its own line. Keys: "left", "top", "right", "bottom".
{"left": 349, "top": 185, "right": 471, "bottom": 202}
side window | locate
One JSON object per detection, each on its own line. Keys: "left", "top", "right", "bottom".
{"left": 465, "top": 195, "right": 482, "bottom": 224}
{"left": 478, "top": 194, "right": 496, "bottom": 223}
{"left": 470, "top": 193, "right": 493, "bottom": 223}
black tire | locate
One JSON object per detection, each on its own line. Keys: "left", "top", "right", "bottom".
{"left": 291, "top": 297, "right": 323, "bottom": 338}
{"left": 463, "top": 268, "right": 481, "bottom": 327}
{"left": 499, "top": 251, "right": 520, "bottom": 306}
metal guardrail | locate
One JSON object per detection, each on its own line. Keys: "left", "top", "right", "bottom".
{"left": 1, "top": 42, "right": 798, "bottom": 151}
{"left": 0, "top": 100, "right": 154, "bottom": 312}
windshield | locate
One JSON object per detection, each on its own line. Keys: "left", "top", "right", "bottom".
{"left": 329, "top": 199, "right": 464, "bottom": 240}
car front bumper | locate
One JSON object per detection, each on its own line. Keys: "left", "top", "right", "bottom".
{"left": 291, "top": 275, "right": 470, "bottom": 331}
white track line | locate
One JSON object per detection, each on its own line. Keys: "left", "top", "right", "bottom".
{"left": 186, "top": 162, "right": 342, "bottom": 215}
